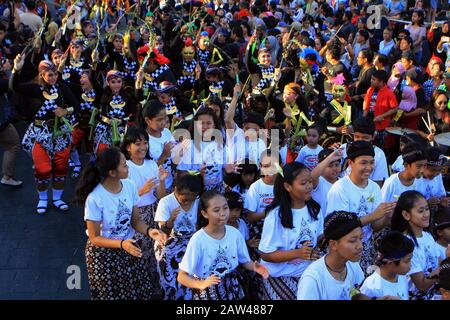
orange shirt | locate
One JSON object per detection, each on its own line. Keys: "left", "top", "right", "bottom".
{"left": 364, "top": 85, "right": 398, "bottom": 131}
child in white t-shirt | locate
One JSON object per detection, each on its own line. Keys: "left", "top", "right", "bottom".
{"left": 121, "top": 127, "right": 169, "bottom": 290}
{"left": 225, "top": 191, "right": 250, "bottom": 242}
{"left": 297, "top": 211, "right": 396, "bottom": 300}
{"left": 295, "top": 124, "right": 324, "bottom": 170}
{"left": 391, "top": 133, "right": 423, "bottom": 173}
{"left": 311, "top": 148, "right": 343, "bottom": 216}
{"left": 154, "top": 172, "right": 203, "bottom": 300}
{"left": 243, "top": 150, "right": 278, "bottom": 257}
{"left": 76, "top": 147, "right": 166, "bottom": 300}
{"left": 391, "top": 190, "right": 443, "bottom": 300}
{"left": 418, "top": 147, "right": 448, "bottom": 208}
{"left": 176, "top": 107, "right": 230, "bottom": 193}
{"left": 259, "top": 162, "right": 324, "bottom": 300}
{"left": 340, "top": 117, "right": 389, "bottom": 186}
{"left": 360, "top": 231, "right": 414, "bottom": 300}
{"left": 381, "top": 142, "right": 427, "bottom": 202}
{"left": 433, "top": 207, "right": 450, "bottom": 261}
{"left": 139, "top": 99, "right": 176, "bottom": 192}
{"left": 327, "top": 140, "right": 396, "bottom": 274}
{"left": 177, "top": 191, "right": 269, "bottom": 300}
{"left": 231, "top": 162, "right": 258, "bottom": 200}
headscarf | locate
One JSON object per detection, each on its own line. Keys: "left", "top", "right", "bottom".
{"left": 38, "top": 60, "right": 57, "bottom": 74}
{"left": 265, "top": 36, "right": 280, "bottom": 66}
{"left": 106, "top": 70, "right": 122, "bottom": 82}
{"left": 387, "top": 62, "right": 405, "bottom": 91}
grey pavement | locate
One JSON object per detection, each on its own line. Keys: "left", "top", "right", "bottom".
{"left": 0, "top": 121, "right": 90, "bottom": 300}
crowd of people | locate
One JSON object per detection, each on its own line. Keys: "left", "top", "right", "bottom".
{"left": 0, "top": 0, "right": 450, "bottom": 300}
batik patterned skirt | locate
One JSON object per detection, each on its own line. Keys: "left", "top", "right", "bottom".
{"left": 360, "top": 238, "right": 375, "bottom": 276}
{"left": 133, "top": 202, "right": 162, "bottom": 296}
{"left": 260, "top": 276, "right": 300, "bottom": 300}
{"left": 85, "top": 240, "right": 154, "bottom": 300}
{"left": 193, "top": 270, "right": 245, "bottom": 300}
{"left": 155, "top": 233, "right": 193, "bottom": 300}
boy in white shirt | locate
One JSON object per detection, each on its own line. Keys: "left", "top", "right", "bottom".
{"left": 295, "top": 123, "right": 324, "bottom": 170}
{"left": 360, "top": 231, "right": 414, "bottom": 300}
{"left": 327, "top": 140, "right": 396, "bottom": 274}
{"left": 419, "top": 147, "right": 448, "bottom": 209}
{"left": 381, "top": 142, "right": 427, "bottom": 202}
{"left": 297, "top": 211, "right": 398, "bottom": 300}
{"left": 340, "top": 117, "right": 388, "bottom": 187}
{"left": 311, "top": 148, "right": 343, "bottom": 216}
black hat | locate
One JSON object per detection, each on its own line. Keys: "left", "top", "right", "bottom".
{"left": 244, "top": 111, "right": 265, "bottom": 128}
{"left": 434, "top": 207, "right": 450, "bottom": 231}
{"left": 346, "top": 140, "right": 375, "bottom": 161}
{"left": 324, "top": 211, "right": 362, "bottom": 243}
{"left": 401, "top": 142, "right": 426, "bottom": 164}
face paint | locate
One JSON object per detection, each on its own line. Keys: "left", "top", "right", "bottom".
{"left": 199, "top": 36, "right": 210, "bottom": 50}
{"left": 182, "top": 46, "right": 195, "bottom": 60}
{"left": 332, "top": 84, "right": 346, "bottom": 99}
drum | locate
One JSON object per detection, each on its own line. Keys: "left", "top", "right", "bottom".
{"left": 385, "top": 127, "right": 416, "bottom": 136}
{"left": 434, "top": 132, "right": 450, "bottom": 147}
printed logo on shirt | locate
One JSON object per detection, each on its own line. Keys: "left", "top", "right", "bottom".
{"left": 209, "top": 246, "right": 233, "bottom": 278}
{"left": 295, "top": 218, "right": 314, "bottom": 248}
{"left": 110, "top": 200, "right": 132, "bottom": 238}
{"left": 303, "top": 155, "right": 319, "bottom": 170}
{"left": 262, "top": 197, "right": 274, "bottom": 206}
{"left": 175, "top": 213, "right": 195, "bottom": 235}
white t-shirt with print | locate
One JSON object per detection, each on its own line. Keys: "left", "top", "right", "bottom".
{"left": 295, "top": 145, "right": 324, "bottom": 170}
{"left": 417, "top": 175, "right": 446, "bottom": 200}
{"left": 148, "top": 128, "right": 175, "bottom": 190}
{"left": 295, "top": 145, "right": 323, "bottom": 170}
{"left": 177, "top": 140, "right": 225, "bottom": 189}
{"left": 234, "top": 218, "right": 249, "bottom": 241}
{"left": 341, "top": 143, "right": 389, "bottom": 182}
{"left": 408, "top": 232, "right": 441, "bottom": 298}
{"left": 227, "top": 126, "right": 266, "bottom": 166}
{"left": 391, "top": 155, "right": 404, "bottom": 173}
{"left": 326, "top": 175, "right": 381, "bottom": 242}
{"left": 360, "top": 270, "right": 409, "bottom": 300}
{"left": 312, "top": 176, "right": 334, "bottom": 216}
{"left": 154, "top": 192, "right": 199, "bottom": 235}
{"left": 84, "top": 179, "right": 138, "bottom": 240}
{"left": 297, "top": 256, "right": 365, "bottom": 300}
{"left": 244, "top": 179, "right": 274, "bottom": 214}
{"left": 259, "top": 206, "right": 324, "bottom": 278}
{"left": 179, "top": 225, "right": 251, "bottom": 278}
{"left": 381, "top": 173, "right": 421, "bottom": 202}
{"left": 126, "top": 159, "right": 159, "bottom": 207}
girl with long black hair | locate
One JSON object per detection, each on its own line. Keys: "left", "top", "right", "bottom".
{"left": 74, "top": 147, "right": 165, "bottom": 300}
{"left": 259, "top": 162, "right": 323, "bottom": 300}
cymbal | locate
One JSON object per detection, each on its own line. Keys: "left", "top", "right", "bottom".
{"left": 385, "top": 127, "right": 415, "bottom": 136}
{"left": 434, "top": 132, "right": 450, "bottom": 147}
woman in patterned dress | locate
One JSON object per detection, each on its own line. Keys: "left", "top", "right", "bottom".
{"left": 10, "top": 55, "right": 79, "bottom": 215}
{"left": 75, "top": 147, "right": 166, "bottom": 300}
{"left": 92, "top": 70, "right": 138, "bottom": 156}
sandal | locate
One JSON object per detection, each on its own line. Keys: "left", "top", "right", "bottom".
{"left": 71, "top": 165, "right": 82, "bottom": 178}
{"left": 37, "top": 199, "right": 48, "bottom": 215}
{"left": 53, "top": 199, "right": 69, "bottom": 212}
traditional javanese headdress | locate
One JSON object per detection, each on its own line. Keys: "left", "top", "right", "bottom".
{"left": 137, "top": 46, "right": 170, "bottom": 65}
{"left": 38, "top": 60, "right": 57, "bottom": 74}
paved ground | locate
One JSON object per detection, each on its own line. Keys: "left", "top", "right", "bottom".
{"left": 0, "top": 122, "right": 90, "bottom": 300}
